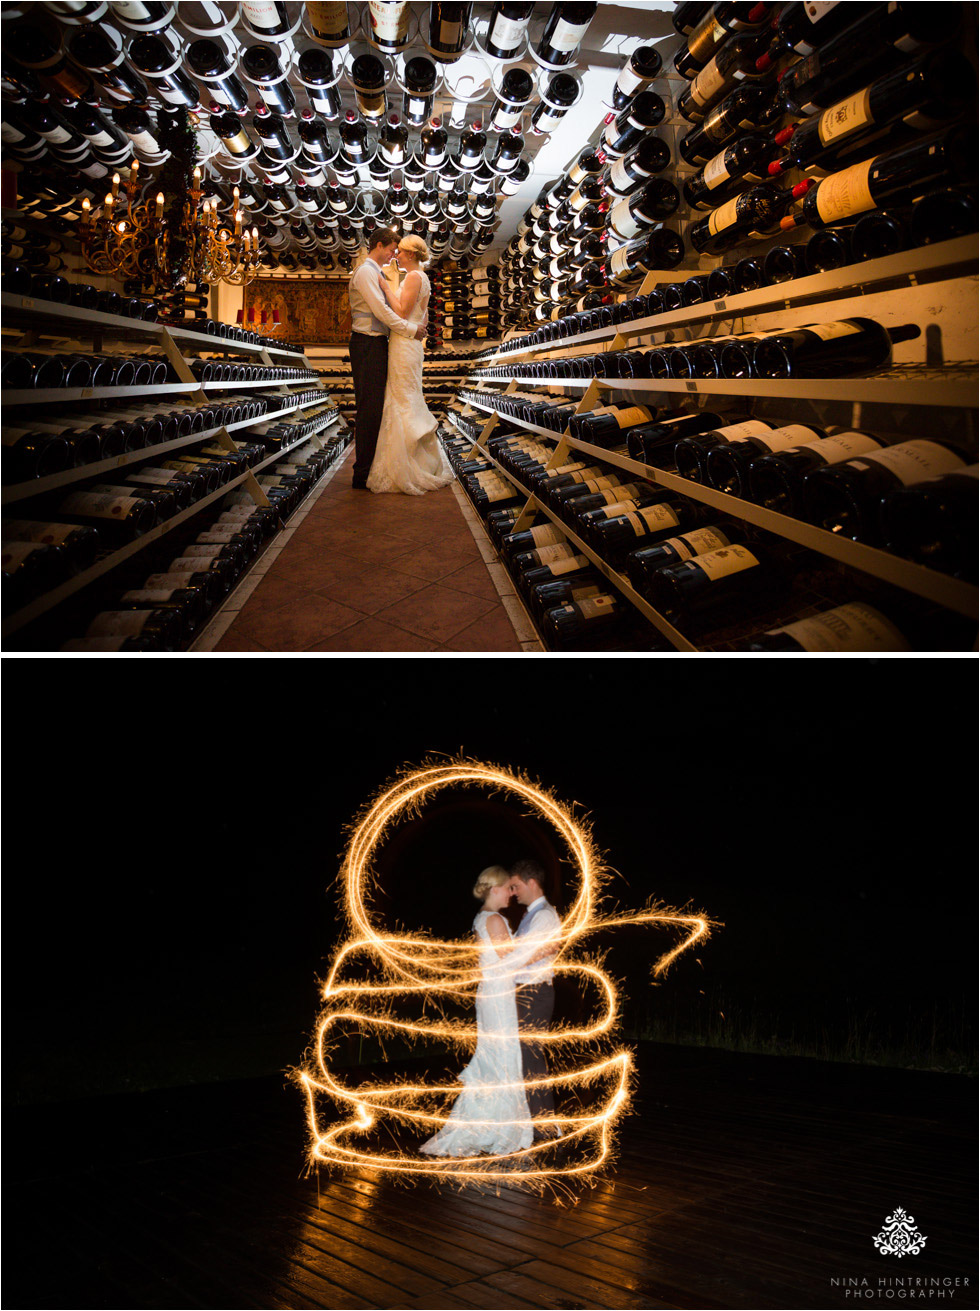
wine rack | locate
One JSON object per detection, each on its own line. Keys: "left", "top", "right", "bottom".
{"left": 446, "top": 234, "right": 978, "bottom": 652}
{"left": 2, "top": 289, "right": 348, "bottom": 649}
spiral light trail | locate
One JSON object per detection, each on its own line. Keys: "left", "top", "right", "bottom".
{"left": 297, "top": 759, "right": 715, "bottom": 1187}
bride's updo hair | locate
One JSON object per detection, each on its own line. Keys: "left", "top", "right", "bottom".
{"left": 473, "top": 865, "right": 510, "bottom": 901}
{"left": 398, "top": 234, "right": 429, "bottom": 265}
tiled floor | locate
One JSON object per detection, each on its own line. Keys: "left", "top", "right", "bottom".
{"left": 194, "top": 443, "right": 544, "bottom": 654}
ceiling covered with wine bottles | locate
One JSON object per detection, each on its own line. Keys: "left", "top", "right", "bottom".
{"left": 1, "top": 1, "right": 680, "bottom": 273}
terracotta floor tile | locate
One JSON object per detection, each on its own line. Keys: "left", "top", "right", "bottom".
{"left": 234, "top": 592, "right": 364, "bottom": 650}
{"left": 204, "top": 441, "right": 536, "bottom": 654}
{"left": 307, "top": 615, "right": 444, "bottom": 652}
{"left": 375, "top": 582, "right": 497, "bottom": 643}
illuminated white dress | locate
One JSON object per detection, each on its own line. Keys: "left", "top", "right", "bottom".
{"left": 367, "top": 270, "right": 455, "bottom": 496}
{"left": 420, "top": 910, "right": 535, "bottom": 1157}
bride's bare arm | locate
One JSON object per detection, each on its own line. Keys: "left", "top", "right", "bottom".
{"left": 486, "top": 914, "right": 559, "bottom": 963}
{"left": 395, "top": 269, "right": 422, "bottom": 320}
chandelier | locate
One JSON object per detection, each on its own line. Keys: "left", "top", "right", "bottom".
{"left": 78, "top": 109, "right": 261, "bottom": 294}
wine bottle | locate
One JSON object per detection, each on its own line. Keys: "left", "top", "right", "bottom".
{"left": 673, "top": 2, "right": 772, "bottom": 78}
{"left": 743, "top": 601, "right": 911, "bottom": 652}
{"left": 608, "top": 179, "right": 679, "bottom": 240}
{"left": 643, "top": 539, "right": 786, "bottom": 629}
{"left": 768, "top": 53, "right": 972, "bottom": 182}
{"left": 678, "top": 83, "right": 781, "bottom": 166}
{"left": 127, "top": 33, "right": 201, "bottom": 107}
{"left": 402, "top": 55, "right": 438, "bottom": 124}
{"left": 367, "top": 0, "right": 411, "bottom": 51}
{"left": 66, "top": 25, "right": 151, "bottom": 104}
{"left": 534, "top": 1, "right": 597, "bottom": 67}
{"left": 187, "top": 38, "right": 249, "bottom": 112}
{"left": 908, "top": 185, "right": 979, "bottom": 247}
{"left": 2, "top": 519, "right": 101, "bottom": 572}
{"left": 779, "top": 2, "right": 964, "bottom": 118}
{"left": 84, "top": 606, "right": 183, "bottom": 648}
{"left": 626, "top": 522, "right": 745, "bottom": 594}
{"left": 673, "top": 417, "right": 780, "bottom": 482}
{"left": 703, "top": 422, "right": 830, "bottom": 498}
{"left": 601, "top": 90, "right": 667, "bottom": 157}
{"left": 529, "top": 72, "right": 579, "bottom": 134}
{"left": 761, "top": 1, "right": 877, "bottom": 63}
{"left": 242, "top": 42, "right": 296, "bottom": 117}
{"left": 752, "top": 318, "right": 919, "bottom": 379}
{"left": 2, "top": 538, "right": 74, "bottom": 610}
{"left": 611, "top": 45, "right": 662, "bottom": 111}
{"left": 351, "top": 50, "right": 388, "bottom": 120}
{"left": 487, "top": 66, "right": 534, "bottom": 132}
{"left": 677, "top": 32, "right": 774, "bottom": 124}
{"left": 781, "top": 129, "right": 973, "bottom": 237}
{"left": 240, "top": 0, "right": 292, "bottom": 35}
{"left": 689, "top": 181, "right": 791, "bottom": 254}
{"left": 54, "top": 489, "right": 156, "bottom": 540}
{"left": 606, "top": 228, "right": 684, "bottom": 285}
{"left": 747, "top": 428, "right": 891, "bottom": 517}
{"left": 527, "top": 571, "right": 607, "bottom": 621}
{"left": 683, "top": 134, "right": 772, "bottom": 210}
{"left": 306, "top": 1, "right": 352, "bottom": 44}
{"left": 541, "top": 589, "right": 626, "bottom": 648}
{"left": 878, "top": 464, "right": 978, "bottom": 579}
{"left": 567, "top": 404, "right": 657, "bottom": 446}
{"left": 428, "top": 2, "right": 472, "bottom": 60}
{"left": 802, "top": 439, "right": 971, "bottom": 543}
{"left": 589, "top": 497, "right": 701, "bottom": 562}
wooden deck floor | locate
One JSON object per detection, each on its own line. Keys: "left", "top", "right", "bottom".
{"left": 6, "top": 1043, "right": 976, "bottom": 1310}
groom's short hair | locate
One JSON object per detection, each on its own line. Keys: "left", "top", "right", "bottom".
{"left": 369, "top": 226, "right": 399, "bottom": 251}
{"left": 511, "top": 860, "right": 545, "bottom": 892}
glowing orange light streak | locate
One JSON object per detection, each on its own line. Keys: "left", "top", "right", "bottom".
{"left": 296, "top": 759, "right": 716, "bottom": 1187}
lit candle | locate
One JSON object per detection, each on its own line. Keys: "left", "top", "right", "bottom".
{"left": 155, "top": 192, "right": 164, "bottom": 219}
{"left": 111, "top": 173, "right": 120, "bottom": 198}
{"left": 193, "top": 166, "right": 201, "bottom": 189}
{"left": 234, "top": 208, "right": 242, "bottom": 234}
{"left": 82, "top": 197, "right": 91, "bottom": 226}
{"left": 105, "top": 191, "right": 114, "bottom": 213}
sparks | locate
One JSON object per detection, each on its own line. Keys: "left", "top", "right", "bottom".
{"left": 296, "top": 758, "right": 715, "bottom": 1187}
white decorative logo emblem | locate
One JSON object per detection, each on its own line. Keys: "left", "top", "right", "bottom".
{"left": 874, "top": 1207, "right": 927, "bottom": 1258}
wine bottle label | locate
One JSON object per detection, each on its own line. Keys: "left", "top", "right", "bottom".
{"left": 753, "top": 424, "right": 826, "bottom": 453}
{"left": 715, "top": 420, "right": 774, "bottom": 442}
{"left": 2, "top": 540, "right": 49, "bottom": 569}
{"left": 686, "top": 15, "right": 726, "bottom": 63}
{"left": 814, "top": 158, "right": 876, "bottom": 224}
{"left": 573, "top": 594, "right": 617, "bottom": 619}
{"left": 702, "top": 148, "right": 732, "bottom": 190}
{"left": 489, "top": 13, "right": 528, "bottom": 48}
{"left": 60, "top": 492, "right": 142, "bottom": 519}
{"left": 434, "top": 18, "right": 464, "bottom": 46}
{"left": 609, "top": 246, "right": 635, "bottom": 277}
{"left": 806, "top": 320, "right": 864, "bottom": 342}
{"left": 534, "top": 543, "right": 577, "bottom": 565}
{"left": 527, "top": 524, "right": 565, "bottom": 548}
{"left": 308, "top": 1, "right": 349, "bottom": 33}
{"left": 177, "top": 547, "right": 224, "bottom": 560}
{"left": 847, "top": 441, "right": 966, "bottom": 486}
{"left": 625, "top": 503, "right": 682, "bottom": 535}
{"left": 807, "top": 430, "right": 884, "bottom": 463}
{"left": 669, "top": 526, "right": 733, "bottom": 560}
{"left": 88, "top": 610, "right": 154, "bottom": 636}
{"left": 3, "top": 521, "right": 76, "bottom": 546}
{"left": 615, "top": 63, "right": 653, "bottom": 99}
{"left": 768, "top": 602, "right": 909, "bottom": 652}
{"left": 547, "top": 17, "right": 592, "bottom": 51}
{"left": 243, "top": 0, "right": 285, "bottom": 28}
{"left": 707, "top": 194, "right": 741, "bottom": 236}
{"left": 122, "top": 588, "right": 180, "bottom": 604}
{"left": 613, "top": 406, "right": 654, "bottom": 428}
{"left": 689, "top": 57, "right": 727, "bottom": 109}
{"left": 369, "top": 0, "right": 408, "bottom": 40}
{"left": 145, "top": 571, "right": 199, "bottom": 587}
{"left": 818, "top": 88, "right": 874, "bottom": 146}
{"left": 111, "top": 2, "right": 156, "bottom": 18}
{"left": 690, "top": 543, "right": 760, "bottom": 581}
{"left": 547, "top": 553, "right": 590, "bottom": 577}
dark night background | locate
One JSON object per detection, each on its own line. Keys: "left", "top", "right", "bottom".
{"left": 7, "top": 659, "right": 976, "bottom": 1111}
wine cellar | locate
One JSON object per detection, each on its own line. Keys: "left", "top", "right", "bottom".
{"left": 2, "top": 0, "right": 977, "bottom": 654}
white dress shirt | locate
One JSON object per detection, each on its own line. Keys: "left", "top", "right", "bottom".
{"left": 348, "top": 257, "right": 416, "bottom": 338}
{"left": 513, "top": 896, "right": 561, "bottom": 986}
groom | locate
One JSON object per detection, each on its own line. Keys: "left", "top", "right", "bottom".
{"left": 510, "top": 859, "right": 562, "bottom": 1141}
{"left": 347, "top": 227, "right": 427, "bottom": 489}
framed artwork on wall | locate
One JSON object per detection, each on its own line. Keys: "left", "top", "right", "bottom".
{"left": 244, "top": 279, "right": 351, "bottom": 345}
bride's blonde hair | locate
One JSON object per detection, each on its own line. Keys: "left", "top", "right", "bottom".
{"left": 398, "top": 234, "right": 429, "bottom": 265}
{"left": 473, "top": 865, "right": 510, "bottom": 901}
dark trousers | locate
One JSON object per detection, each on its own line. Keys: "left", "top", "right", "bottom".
{"left": 516, "top": 981, "right": 555, "bottom": 1128}
{"left": 349, "top": 331, "right": 388, "bottom": 483}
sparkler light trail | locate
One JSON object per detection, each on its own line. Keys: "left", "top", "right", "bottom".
{"left": 296, "top": 758, "right": 716, "bottom": 1188}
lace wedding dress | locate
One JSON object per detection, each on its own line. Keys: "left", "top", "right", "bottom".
{"left": 420, "top": 910, "right": 535, "bottom": 1157}
{"left": 367, "top": 270, "right": 455, "bottom": 495}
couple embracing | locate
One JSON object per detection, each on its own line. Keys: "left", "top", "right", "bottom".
{"left": 421, "top": 860, "right": 563, "bottom": 1159}
{"left": 347, "top": 227, "right": 454, "bottom": 496}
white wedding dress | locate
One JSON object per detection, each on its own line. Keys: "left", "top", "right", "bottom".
{"left": 420, "top": 910, "right": 535, "bottom": 1157}
{"left": 367, "top": 270, "right": 455, "bottom": 496}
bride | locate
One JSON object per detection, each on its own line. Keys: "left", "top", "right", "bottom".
{"left": 421, "top": 866, "right": 551, "bottom": 1158}
{"left": 367, "top": 235, "right": 455, "bottom": 496}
